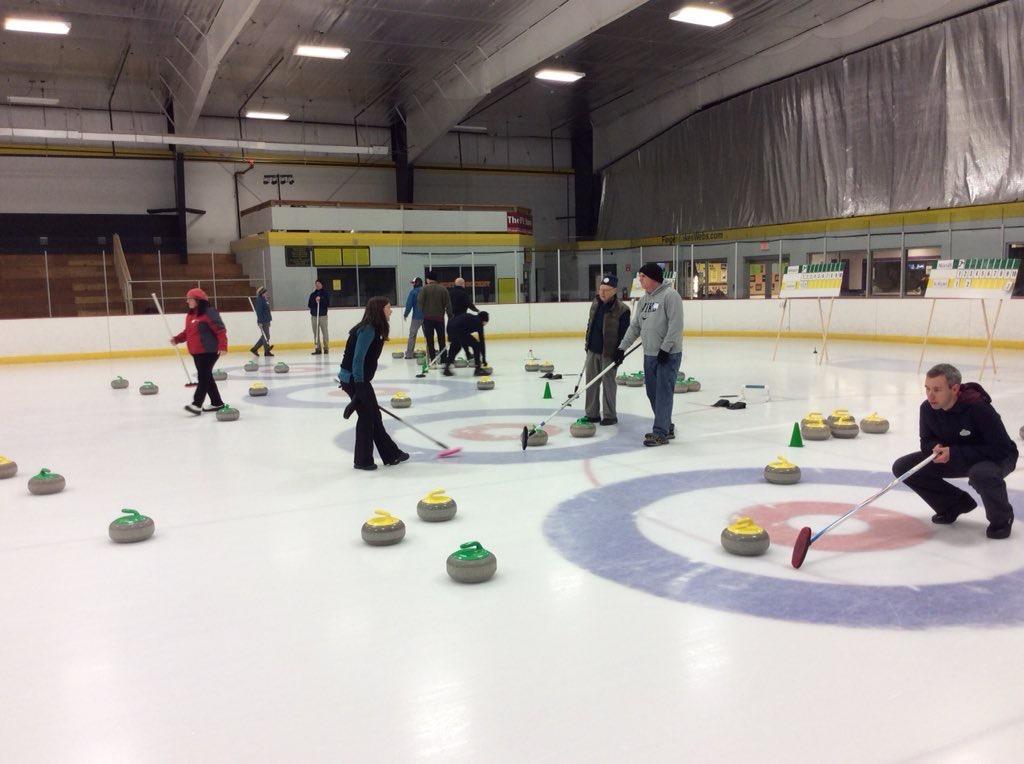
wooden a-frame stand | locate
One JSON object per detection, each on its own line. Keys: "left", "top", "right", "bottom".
{"left": 916, "top": 298, "right": 1004, "bottom": 379}
{"left": 772, "top": 297, "right": 835, "bottom": 365}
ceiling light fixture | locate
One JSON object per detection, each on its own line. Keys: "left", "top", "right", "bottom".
{"left": 7, "top": 95, "right": 60, "bottom": 106}
{"left": 535, "top": 69, "right": 585, "bottom": 84}
{"left": 294, "top": 44, "right": 350, "bottom": 60}
{"left": 669, "top": 5, "right": 733, "bottom": 27}
{"left": 246, "top": 110, "right": 290, "bottom": 121}
{"left": 4, "top": 17, "right": 71, "bottom": 35}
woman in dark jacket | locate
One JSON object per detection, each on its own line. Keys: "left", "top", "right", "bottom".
{"left": 339, "top": 296, "right": 409, "bottom": 470}
{"left": 171, "top": 287, "right": 228, "bottom": 416}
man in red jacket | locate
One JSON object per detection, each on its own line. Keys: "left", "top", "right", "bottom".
{"left": 171, "top": 287, "right": 229, "bottom": 415}
{"left": 892, "top": 363, "right": 1019, "bottom": 539}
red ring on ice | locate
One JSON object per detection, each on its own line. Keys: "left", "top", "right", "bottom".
{"left": 742, "top": 501, "right": 932, "bottom": 552}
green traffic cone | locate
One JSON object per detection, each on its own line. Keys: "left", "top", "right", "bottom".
{"left": 789, "top": 422, "right": 804, "bottom": 448}
{"left": 543, "top": 382, "right": 553, "bottom": 399}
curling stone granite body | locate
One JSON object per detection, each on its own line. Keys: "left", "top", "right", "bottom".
{"left": 477, "top": 376, "right": 494, "bottom": 390}
{"left": 244, "top": 360, "right": 259, "bottom": 372}
{"left": 860, "top": 413, "right": 890, "bottom": 434}
{"left": 139, "top": 381, "right": 159, "bottom": 395}
{"left": 274, "top": 362, "right": 289, "bottom": 374}
{"left": 391, "top": 351, "right": 404, "bottom": 358}
{"left": 686, "top": 378, "right": 701, "bottom": 392}
{"left": 721, "top": 517, "right": 771, "bottom": 556}
{"left": 830, "top": 415, "right": 860, "bottom": 438}
{"left": 764, "top": 456, "right": 801, "bottom": 485}
{"left": 527, "top": 428, "right": 549, "bottom": 447}
{"left": 538, "top": 361, "right": 555, "bottom": 373}
{"left": 216, "top": 405, "right": 240, "bottom": 421}
{"left": 391, "top": 393, "right": 412, "bottom": 409}
{"left": 361, "top": 510, "right": 406, "bottom": 546}
{"left": 28, "top": 468, "right": 65, "bottom": 495}
{"left": 616, "top": 373, "right": 630, "bottom": 386}
{"left": 108, "top": 509, "right": 155, "bottom": 543}
{"left": 0, "top": 456, "right": 17, "bottom": 479}
{"left": 454, "top": 358, "right": 468, "bottom": 368}
{"left": 414, "top": 349, "right": 426, "bottom": 359}
{"left": 110, "top": 376, "right": 129, "bottom": 389}
{"left": 417, "top": 489, "right": 457, "bottom": 522}
{"left": 674, "top": 377, "right": 688, "bottom": 394}
{"left": 624, "top": 373, "right": 644, "bottom": 387}
{"left": 826, "top": 409, "right": 852, "bottom": 426}
{"left": 525, "top": 360, "right": 540, "bottom": 372}
{"left": 801, "top": 412, "right": 825, "bottom": 427}
{"left": 801, "top": 421, "right": 831, "bottom": 440}
{"left": 447, "top": 541, "right": 497, "bottom": 583}
{"left": 249, "top": 383, "right": 268, "bottom": 397}
{"left": 570, "top": 418, "right": 596, "bottom": 438}
{"left": 212, "top": 369, "right": 227, "bottom": 381}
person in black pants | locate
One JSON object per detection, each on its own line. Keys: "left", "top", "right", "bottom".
{"left": 338, "top": 296, "right": 409, "bottom": 471}
{"left": 892, "top": 363, "right": 1018, "bottom": 539}
{"left": 171, "top": 287, "right": 228, "bottom": 416}
{"left": 417, "top": 271, "right": 452, "bottom": 364}
{"left": 443, "top": 311, "right": 488, "bottom": 376}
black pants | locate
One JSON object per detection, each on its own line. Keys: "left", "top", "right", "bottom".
{"left": 192, "top": 352, "right": 224, "bottom": 407}
{"left": 422, "top": 318, "right": 446, "bottom": 363}
{"left": 253, "top": 323, "right": 271, "bottom": 354}
{"left": 446, "top": 330, "right": 481, "bottom": 367}
{"left": 341, "top": 381, "right": 402, "bottom": 467}
{"left": 893, "top": 451, "right": 1017, "bottom": 528}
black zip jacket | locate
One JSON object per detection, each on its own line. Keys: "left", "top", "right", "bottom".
{"left": 918, "top": 382, "right": 1018, "bottom": 469}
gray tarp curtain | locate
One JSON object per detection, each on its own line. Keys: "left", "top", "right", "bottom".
{"left": 597, "top": 0, "right": 1024, "bottom": 239}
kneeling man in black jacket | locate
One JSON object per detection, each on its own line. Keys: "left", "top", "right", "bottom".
{"left": 893, "top": 363, "right": 1018, "bottom": 539}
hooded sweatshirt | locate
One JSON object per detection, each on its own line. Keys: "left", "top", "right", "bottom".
{"left": 918, "top": 382, "right": 1018, "bottom": 469}
{"left": 618, "top": 281, "right": 684, "bottom": 356}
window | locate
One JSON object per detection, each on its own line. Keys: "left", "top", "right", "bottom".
{"left": 904, "top": 247, "right": 941, "bottom": 297}
{"left": 871, "top": 249, "right": 902, "bottom": 296}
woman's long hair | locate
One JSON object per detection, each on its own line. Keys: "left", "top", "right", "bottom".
{"left": 190, "top": 299, "right": 209, "bottom": 316}
{"left": 358, "top": 296, "right": 390, "bottom": 341}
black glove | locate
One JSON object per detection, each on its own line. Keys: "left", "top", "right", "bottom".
{"left": 613, "top": 348, "right": 625, "bottom": 366}
{"left": 657, "top": 349, "right": 670, "bottom": 365}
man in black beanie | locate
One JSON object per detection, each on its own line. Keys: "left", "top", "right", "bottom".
{"left": 616, "top": 262, "right": 684, "bottom": 446}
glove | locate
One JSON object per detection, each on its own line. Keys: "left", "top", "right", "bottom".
{"left": 613, "top": 348, "right": 625, "bottom": 366}
{"left": 657, "top": 349, "right": 670, "bottom": 365}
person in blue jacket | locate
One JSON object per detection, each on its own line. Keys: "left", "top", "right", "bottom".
{"left": 338, "top": 296, "right": 409, "bottom": 471}
{"left": 403, "top": 277, "right": 424, "bottom": 359}
{"left": 249, "top": 286, "right": 274, "bottom": 357}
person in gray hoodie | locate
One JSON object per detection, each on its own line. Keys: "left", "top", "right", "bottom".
{"left": 615, "top": 262, "right": 684, "bottom": 446}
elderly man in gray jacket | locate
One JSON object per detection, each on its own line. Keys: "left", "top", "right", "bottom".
{"left": 615, "top": 262, "right": 684, "bottom": 446}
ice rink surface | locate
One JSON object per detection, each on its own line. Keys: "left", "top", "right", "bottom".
{"left": 2, "top": 336, "right": 1023, "bottom": 763}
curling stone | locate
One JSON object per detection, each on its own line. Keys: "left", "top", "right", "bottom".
{"left": 826, "top": 409, "right": 852, "bottom": 426}
{"left": 139, "top": 381, "right": 159, "bottom": 396}
{"left": 477, "top": 376, "right": 495, "bottom": 390}
{"left": 28, "top": 468, "right": 65, "bottom": 495}
{"left": 447, "top": 541, "right": 497, "bottom": 583}
{"left": 361, "top": 509, "right": 406, "bottom": 546}
{"left": 414, "top": 349, "right": 426, "bottom": 359}
{"left": 244, "top": 360, "right": 259, "bottom": 372}
{"left": 392, "top": 350, "right": 404, "bottom": 358}
{"left": 616, "top": 372, "right": 631, "bottom": 386}
{"left": 479, "top": 364, "right": 493, "bottom": 375}
{"left": 216, "top": 405, "right": 240, "bottom": 422}
{"left": 527, "top": 428, "right": 548, "bottom": 447}
{"left": 860, "top": 413, "right": 890, "bottom": 434}
{"left": 110, "top": 376, "right": 129, "bottom": 389}
{"left": 538, "top": 360, "right": 555, "bottom": 373}
{"left": 248, "top": 382, "right": 268, "bottom": 397}
{"left": 454, "top": 358, "right": 468, "bottom": 368}
{"left": 800, "top": 414, "right": 831, "bottom": 441}
{"left": 212, "top": 369, "right": 227, "bottom": 381}
{"left": 274, "top": 362, "right": 289, "bottom": 374}
{"left": 623, "top": 372, "right": 644, "bottom": 387}
{"left": 685, "top": 377, "right": 701, "bottom": 392}
{"left": 525, "top": 359, "right": 540, "bottom": 372}
{"left": 0, "top": 456, "right": 17, "bottom": 479}
{"left": 108, "top": 508, "right": 155, "bottom": 543}
{"left": 764, "top": 455, "right": 801, "bottom": 485}
{"left": 417, "top": 488, "right": 457, "bottom": 522}
{"left": 674, "top": 376, "right": 688, "bottom": 394}
{"left": 391, "top": 392, "right": 412, "bottom": 409}
{"left": 720, "top": 517, "right": 771, "bottom": 556}
{"left": 830, "top": 413, "right": 860, "bottom": 439}
{"left": 570, "top": 417, "right": 596, "bottom": 438}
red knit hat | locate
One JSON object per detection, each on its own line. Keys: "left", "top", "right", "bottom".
{"left": 186, "top": 287, "right": 209, "bottom": 301}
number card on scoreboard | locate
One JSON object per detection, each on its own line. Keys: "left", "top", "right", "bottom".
{"left": 779, "top": 262, "right": 844, "bottom": 299}
{"left": 925, "top": 258, "right": 1019, "bottom": 300}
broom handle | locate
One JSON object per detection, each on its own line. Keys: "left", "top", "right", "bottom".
{"left": 536, "top": 342, "right": 642, "bottom": 429}
{"left": 810, "top": 452, "right": 937, "bottom": 542}
{"left": 378, "top": 404, "right": 451, "bottom": 450}
{"left": 152, "top": 292, "right": 194, "bottom": 384}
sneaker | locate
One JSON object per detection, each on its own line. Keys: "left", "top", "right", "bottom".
{"left": 249, "top": 345, "right": 259, "bottom": 356}
{"left": 645, "top": 429, "right": 675, "bottom": 440}
{"left": 265, "top": 350, "right": 275, "bottom": 357}
{"left": 184, "top": 404, "right": 202, "bottom": 416}
{"left": 584, "top": 416, "right": 601, "bottom": 423}
{"left": 644, "top": 434, "right": 670, "bottom": 447}
{"left": 472, "top": 366, "right": 487, "bottom": 376}
{"left": 311, "top": 349, "right": 322, "bottom": 355}
{"left": 384, "top": 451, "right": 410, "bottom": 466}
{"left": 442, "top": 367, "right": 454, "bottom": 377}
{"left": 931, "top": 499, "right": 977, "bottom": 525}
{"left": 987, "top": 520, "right": 1013, "bottom": 539}
{"left": 404, "top": 354, "right": 415, "bottom": 359}
{"left": 202, "top": 404, "right": 223, "bottom": 412}
{"left": 600, "top": 417, "right": 618, "bottom": 426}
{"left": 354, "top": 462, "right": 377, "bottom": 471}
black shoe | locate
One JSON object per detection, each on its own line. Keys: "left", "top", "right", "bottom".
{"left": 343, "top": 400, "right": 358, "bottom": 420}
{"left": 987, "top": 520, "right": 1013, "bottom": 539}
{"left": 265, "top": 350, "right": 274, "bottom": 357}
{"left": 931, "top": 499, "right": 977, "bottom": 524}
{"left": 645, "top": 430, "right": 675, "bottom": 440}
{"left": 473, "top": 366, "right": 487, "bottom": 376}
{"left": 644, "top": 434, "right": 670, "bottom": 447}
{"left": 584, "top": 416, "right": 601, "bottom": 423}
{"left": 384, "top": 451, "right": 410, "bottom": 466}
{"left": 202, "top": 404, "right": 223, "bottom": 412}
{"left": 712, "top": 399, "right": 731, "bottom": 408}
{"left": 354, "top": 462, "right": 377, "bottom": 471}
{"left": 312, "top": 349, "right": 322, "bottom": 355}
{"left": 600, "top": 417, "right": 618, "bottom": 426}
{"left": 249, "top": 346, "right": 259, "bottom": 356}
{"left": 184, "top": 404, "right": 202, "bottom": 416}
{"left": 442, "top": 367, "right": 454, "bottom": 377}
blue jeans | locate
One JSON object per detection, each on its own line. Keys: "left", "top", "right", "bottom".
{"left": 643, "top": 352, "right": 682, "bottom": 437}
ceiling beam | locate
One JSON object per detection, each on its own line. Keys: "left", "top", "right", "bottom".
{"left": 593, "top": 0, "right": 994, "bottom": 169}
{"left": 404, "top": 0, "right": 648, "bottom": 163}
{"left": 175, "top": 0, "right": 262, "bottom": 133}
